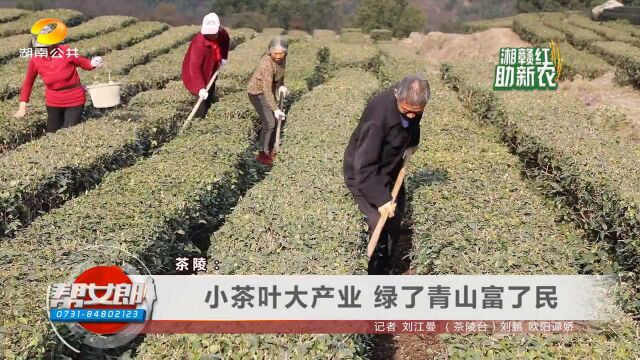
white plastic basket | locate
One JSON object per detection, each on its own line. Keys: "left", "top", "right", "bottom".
{"left": 86, "top": 72, "right": 121, "bottom": 108}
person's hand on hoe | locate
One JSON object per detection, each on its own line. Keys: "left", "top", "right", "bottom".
{"left": 378, "top": 200, "right": 396, "bottom": 218}
{"left": 198, "top": 88, "right": 209, "bottom": 100}
{"left": 14, "top": 101, "right": 27, "bottom": 118}
{"left": 220, "top": 59, "right": 228, "bottom": 68}
{"left": 274, "top": 109, "right": 286, "bottom": 121}
{"left": 91, "top": 56, "right": 103, "bottom": 68}
{"left": 277, "top": 85, "right": 289, "bottom": 100}
{"left": 403, "top": 146, "right": 417, "bottom": 162}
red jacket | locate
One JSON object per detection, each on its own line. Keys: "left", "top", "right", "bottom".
{"left": 181, "top": 29, "right": 230, "bottom": 95}
{"left": 19, "top": 44, "right": 95, "bottom": 108}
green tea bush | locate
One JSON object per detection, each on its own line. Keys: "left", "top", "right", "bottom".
{"left": 370, "top": 29, "right": 392, "bottom": 41}
{"left": 228, "top": 27, "right": 256, "bottom": 48}
{"left": 442, "top": 60, "right": 640, "bottom": 316}
{"left": 568, "top": 14, "right": 640, "bottom": 46}
{"left": 378, "top": 48, "right": 640, "bottom": 358}
{"left": 462, "top": 16, "right": 515, "bottom": 33}
{"left": 0, "top": 37, "right": 328, "bottom": 357}
{"left": 287, "top": 29, "right": 310, "bottom": 40}
{"left": 340, "top": 31, "right": 367, "bottom": 44}
{"left": 231, "top": 27, "right": 256, "bottom": 40}
{"left": 558, "top": 41, "right": 613, "bottom": 80}
{"left": 313, "top": 29, "right": 337, "bottom": 42}
{"left": 0, "top": 24, "right": 220, "bottom": 154}
{"left": 341, "top": 27, "right": 363, "bottom": 33}
{"left": 0, "top": 21, "right": 169, "bottom": 100}
{"left": 72, "top": 21, "right": 168, "bottom": 57}
{"left": 512, "top": 13, "right": 564, "bottom": 43}
{"left": 511, "top": 14, "right": 612, "bottom": 80}
{"left": 424, "top": 62, "right": 639, "bottom": 360}
{"left": 589, "top": 41, "right": 640, "bottom": 86}
{"left": 100, "top": 25, "right": 198, "bottom": 76}
{"left": 137, "top": 67, "right": 379, "bottom": 360}
{"left": 0, "top": 92, "right": 258, "bottom": 358}
{"left": 215, "top": 34, "right": 275, "bottom": 95}
{"left": 261, "top": 27, "right": 286, "bottom": 36}
{"left": 541, "top": 12, "right": 603, "bottom": 49}
{"left": 0, "top": 42, "right": 185, "bottom": 155}
{"left": 0, "top": 82, "right": 194, "bottom": 238}
{"left": 0, "top": 9, "right": 83, "bottom": 37}
{"left": 0, "top": 16, "right": 136, "bottom": 63}
{"left": 603, "top": 20, "right": 640, "bottom": 38}
{"left": 0, "top": 8, "right": 28, "bottom": 23}
{"left": 324, "top": 42, "right": 379, "bottom": 68}
{"left": 0, "top": 31, "right": 254, "bottom": 236}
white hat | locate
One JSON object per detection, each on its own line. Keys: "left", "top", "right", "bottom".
{"left": 201, "top": 13, "right": 220, "bottom": 35}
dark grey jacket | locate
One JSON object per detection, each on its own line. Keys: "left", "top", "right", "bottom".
{"left": 343, "top": 87, "right": 421, "bottom": 207}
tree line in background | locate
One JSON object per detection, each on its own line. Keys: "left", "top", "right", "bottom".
{"left": 6, "top": 0, "right": 635, "bottom": 34}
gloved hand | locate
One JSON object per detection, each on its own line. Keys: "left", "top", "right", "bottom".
{"left": 403, "top": 146, "right": 417, "bottom": 161}
{"left": 274, "top": 109, "right": 286, "bottom": 121}
{"left": 221, "top": 59, "right": 228, "bottom": 67}
{"left": 91, "top": 56, "right": 103, "bottom": 68}
{"left": 378, "top": 200, "right": 396, "bottom": 218}
{"left": 13, "top": 101, "right": 27, "bottom": 118}
{"left": 277, "top": 86, "right": 289, "bottom": 100}
{"left": 198, "top": 88, "right": 209, "bottom": 100}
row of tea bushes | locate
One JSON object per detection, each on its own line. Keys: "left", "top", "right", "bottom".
{"left": 377, "top": 47, "right": 640, "bottom": 358}
{"left": 511, "top": 14, "right": 613, "bottom": 80}
{"left": 0, "top": 26, "right": 250, "bottom": 152}
{"left": 567, "top": 14, "right": 640, "bottom": 46}
{"left": 0, "top": 15, "right": 137, "bottom": 63}
{"left": 462, "top": 16, "right": 516, "bottom": 32}
{"left": 215, "top": 34, "right": 278, "bottom": 95}
{"left": 557, "top": 41, "right": 613, "bottom": 80}
{"left": 261, "top": 27, "right": 286, "bottom": 36}
{"left": 441, "top": 60, "right": 640, "bottom": 315}
{"left": 0, "top": 92, "right": 258, "bottom": 358}
{"left": 0, "top": 42, "right": 185, "bottom": 154}
{"left": 0, "top": 82, "right": 193, "bottom": 238}
{"left": 602, "top": 19, "right": 640, "bottom": 38}
{"left": 0, "top": 8, "right": 83, "bottom": 37}
{"left": 429, "top": 65, "right": 639, "bottom": 359}
{"left": 0, "top": 8, "right": 28, "bottom": 23}
{"left": 0, "top": 39, "right": 329, "bottom": 358}
{"left": 370, "top": 29, "right": 393, "bottom": 41}
{"left": 541, "top": 12, "right": 604, "bottom": 49}
{"left": 324, "top": 42, "right": 380, "bottom": 68}
{"left": 136, "top": 67, "right": 378, "bottom": 360}
{"left": 313, "top": 29, "right": 337, "bottom": 42}
{"left": 589, "top": 41, "right": 640, "bottom": 86}
{"left": 0, "top": 21, "right": 169, "bottom": 100}
{"left": 512, "top": 13, "right": 563, "bottom": 42}
{"left": 97, "top": 25, "right": 199, "bottom": 76}
{"left": 0, "top": 32, "right": 257, "bottom": 237}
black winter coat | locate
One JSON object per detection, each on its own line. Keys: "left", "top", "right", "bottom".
{"left": 343, "top": 87, "right": 421, "bottom": 207}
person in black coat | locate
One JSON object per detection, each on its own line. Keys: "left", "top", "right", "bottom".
{"left": 343, "top": 74, "right": 431, "bottom": 275}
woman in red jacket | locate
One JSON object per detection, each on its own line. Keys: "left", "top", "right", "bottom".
{"left": 14, "top": 27, "right": 103, "bottom": 133}
{"left": 181, "top": 12, "right": 230, "bottom": 119}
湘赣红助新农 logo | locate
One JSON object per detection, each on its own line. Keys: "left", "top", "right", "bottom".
{"left": 493, "top": 41, "right": 564, "bottom": 91}
{"left": 31, "top": 18, "right": 68, "bottom": 46}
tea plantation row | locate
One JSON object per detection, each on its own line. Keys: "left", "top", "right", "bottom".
{"left": 0, "top": 35, "right": 360, "bottom": 358}
{"left": 442, "top": 60, "right": 640, "bottom": 318}
{"left": 0, "top": 27, "right": 267, "bottom": 237}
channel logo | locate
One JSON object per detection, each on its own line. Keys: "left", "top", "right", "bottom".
{"left": 31, "top": 18, "right": 67, "bottom": 45}
{"left": 47, "top": 246, "right": 156, "bottom": 353}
